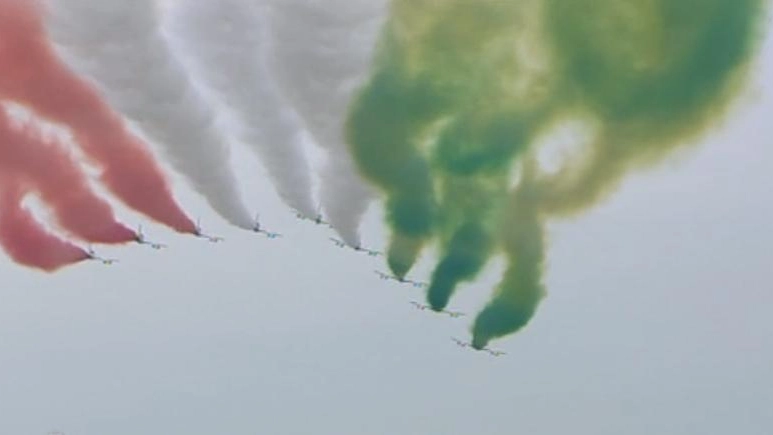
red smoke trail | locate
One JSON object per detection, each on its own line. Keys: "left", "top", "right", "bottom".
{"left": 0, "top": 177, "right": 88, "bottom": 272}
{"left": 0, "top": 0, "right": 196, "bottom": 233}
{"left": 0, "top": 108, "right": 137, "bottom": 244}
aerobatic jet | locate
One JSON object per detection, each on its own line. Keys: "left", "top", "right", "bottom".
{"left": 410, "top": 301, "right": 429, "bottom": 310}
{"left": 85, "top": 247, "right": 118, "bottom": 265}
{"left": 452, "top": 337, "right": 470, "bottom": 348}
{"left": 374, "top": 270, "right": 428, "bottom": 288}
{"left": 252, "top": 215, "right": 282, "bottom": 239}
{"left": 134, "top": 225, "right": 166, "bottom": 249}
{"left": 193, "top": 220, "right": 223, "bottom": 243}
{"left": 329, "top": 238, "right": 381, "bottom": 256}
{"left": 410, "top": 301, "right": 465, "bottom": 318}
{"left": 450, "top": 337, "right": 506, "bottom": 357}
{"left": 294, "top": 206, "right": 330, "bottom": 226}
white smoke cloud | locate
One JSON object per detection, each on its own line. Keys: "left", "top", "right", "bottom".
{"left": 265, "top": 0, "right": 389, "bottom": 246}
{"left": 43, "top": 0, "right": 254, "bottom": 229}
{"left": 164, "top": 0, "right": 317, "bottom": 219}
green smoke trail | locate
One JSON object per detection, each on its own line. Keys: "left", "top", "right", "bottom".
{"left": 426, "top": 171, "right": 503, "bottom": 310}
{"left": 348, "top": 0, "right": 556, "bottom": 281}
{"left": 347, "top": 46, "right": 445, "bottom": 277}
{"left": 347, "top": 0, "right": 768, "bottom": 347}
{"left": 472, "top": 162, "right": 546, "bottom": 349}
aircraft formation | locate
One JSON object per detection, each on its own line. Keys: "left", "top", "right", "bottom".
{"left": 81, "top": 207, "right": 504, "bottom": 357}
{"left": 3, "top": 0, "right": 763, "bottom": 351}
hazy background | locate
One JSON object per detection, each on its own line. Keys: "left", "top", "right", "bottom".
{"left": 0, "top": 9, "right": 771, "bottom": 435}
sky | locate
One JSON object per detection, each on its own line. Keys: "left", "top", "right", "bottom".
{"left": 0, "top": 3, "right": 772, "bottom": 435}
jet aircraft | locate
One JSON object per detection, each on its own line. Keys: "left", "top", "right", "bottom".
{"left": 193, "top": 220, "right": 223, "bottom": 243}
{"left": 252, "top": 215, "right": 282, "bottom": 239}
{"left": 134, "top": 225, "right": 166, "bottom": 249}
{"left": 452, "top": 337, "right": 470, "bottom": 348}
{"left": 330, "top": 238, "right": 381, "bottom": 256}
{"left": 374, "top": 270, "right": 427, "bottom": 288}
{"left": 85, "top": 247, "right": 118, "bottom": 265}
{"left": 451, "top": 337, "right": 506, "bottom": 357}
{"left": 294, "top": 206, "right": 330, "bottom": 226}
{"left": 410, "top": 301, "right": 465, "bottom": 318}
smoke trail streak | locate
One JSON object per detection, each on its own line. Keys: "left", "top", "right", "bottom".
{"left": 0, "top": 178, "right": 87, "bottom": 272}
{"left": 44, "top": 0, "right": 254, "bottom": 229}
{"left": 472, "top": 162, "right": 545, "bottom": 349}
{"left": 0, "top": 0, "right": 195, "bottom": 233}
{"left": 426, "top": 172, "right": 507, "bottom": 311}
{"left": 348, "top": 0, "right": 768, "bottom": 346}
{"left": 0, "top": 108, "right": 135, "bottom": 244}
{"left": 347, "top": 68, "right": 439, "bottom": 276}
{"left": 166, "top": 0, "right": 317, "bottom": 219}
{"left": 267, "top": 0, "right": 389, "bottom": 246}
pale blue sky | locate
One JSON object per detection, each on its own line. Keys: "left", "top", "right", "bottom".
{"left": 1, "top": 7, "right": 771, "bottom": 435}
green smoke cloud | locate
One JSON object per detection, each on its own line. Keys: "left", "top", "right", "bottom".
{"left": 347, "top": 0, "right": 767, "bottom": 348}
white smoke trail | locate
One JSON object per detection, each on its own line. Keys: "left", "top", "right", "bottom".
{"left": 164, "top": 0, "right": 317, "bottom": 219}
{"left": 43, "top": 0, "right": 254, "bottom": 229}
{"left": 265, "top": 0, "right": 389, "bottom": 246}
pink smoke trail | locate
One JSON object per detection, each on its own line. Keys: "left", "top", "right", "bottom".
{"left": 0, "top": 108, "right": 136, "bottom": 244}
{"left": 0, "top": 177, "right": 88, "bottom": 272}
{"left": 0, "top": 0, "right": 196, "bottom": 233}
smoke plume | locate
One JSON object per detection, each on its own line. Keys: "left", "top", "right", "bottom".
{"left": 44, "top": 0, "right": 254, "bottom": 229}
{"left": 0, "top": 177, "right": 88, "bottom": 272}
{"left": 166, "top": 0, "right": 317, "bottom": 219}
{"left": 0, "top": 108, "right": 135, "bottom": 244}
{"left": 0, "top": 0, "right": 195, "bottom": 233}
{"left": 346, "top": 0, "right": 767, "bottom": 347}
{"left": 266, "top": 0, "right": 389, "bottom": 246}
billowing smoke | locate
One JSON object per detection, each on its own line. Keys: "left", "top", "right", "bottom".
{"left": 0, "top": 177, "right": 88, "bottom": 272}
{"left": 0, "top": 108, "right": 135, "bottom": 244}
{"left": 165, "top": 0, "right": 317, "bottom": 219}
{"left": 347, "top": 0, "right": 767, "bottom": 348}
{"left": 1, "top": 0, "right": 768, "bottom": 349}
{"left": 266, "top": 0, "right": 389, "bottom": 246}
{"left": 0, "top": 0, "right": 194, "bottom": 233}
{"left": 44, "top": 0, "right": 254, "bottom": 229}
